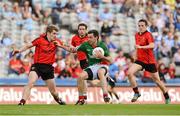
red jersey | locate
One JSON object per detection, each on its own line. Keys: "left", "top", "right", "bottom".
{"left": 32, "top": 34, "right": 62, "bottom": 64}
{"left": 135, "top": 31, "right": 156, "bottom": 64}
{"left": 71, "top": 35, "right": 88, "bottom": 47}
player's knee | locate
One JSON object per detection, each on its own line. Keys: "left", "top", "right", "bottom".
{"left": 98, "top": 68, "right": 106, "bottom": 77}
{"left": 79, "top": 71, "right": 88, "bottom": 80}
{"left": 127, "top": 69, "right": 134, "bottom": 77}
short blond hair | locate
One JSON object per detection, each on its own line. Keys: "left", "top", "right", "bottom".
{"left": 46, "top": 25, "right": 58, "bottom": 33}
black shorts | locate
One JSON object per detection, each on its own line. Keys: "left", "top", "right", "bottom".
{"left": 30, "top": 63, "right": 54, "bottom": 80}
{"left": 106, "top": 76, "right": 116, "bottom": 88}
{"left": 134, "top": 60, "right": 157, "bottom": 73}
{"left": 108, "top": 79, "right": 115, "bottom": 88}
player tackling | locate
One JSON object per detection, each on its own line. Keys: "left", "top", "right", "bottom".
{"left": 12, "top": 25, "right": 66, "bottom": 105}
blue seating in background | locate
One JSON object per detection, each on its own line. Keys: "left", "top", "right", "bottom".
{"left": 0, "top": 77, "right": 180, "bottom": 87}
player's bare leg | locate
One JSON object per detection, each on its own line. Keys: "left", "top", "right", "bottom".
{"left": 45, "top": 79, "right": 66, "bottom": 105}
{"left": 18, "top": 71, "right": 38, "bottom": 105}
{"left": 77, "top": 79, "right": 88, "bottom": 100}
{"left": 98, "top": 68, "right": 110, "bottom": 103}
{"left": 151, "top": 72, "right": 170, "bottom": 104}
{"left": 112, "top": 88, "right": 120, "bottom": 102}
{"left": 127, "top": 63, "right": 142, "bottom": 102}
{"left": 76, "top": 71, "right": 88, "bottom": 105}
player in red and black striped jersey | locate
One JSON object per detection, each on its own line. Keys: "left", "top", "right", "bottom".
{"left": 12, "top": 25, "right": 66, "bottom": 105}
{"left": 127, "top": 19, "right": 170, "bottom": 104}
{"left": 70, "top": 23, "right": 89, "bottom": 104}
{"left": 71, "top": 23, "right": 88, "bottom": 47}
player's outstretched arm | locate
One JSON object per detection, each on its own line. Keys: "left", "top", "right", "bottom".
{"left": 12, "top": 43, "right": 34, "bottom": 56}
{"left": 54, "top": 40, "right": 77, "bottom": 53}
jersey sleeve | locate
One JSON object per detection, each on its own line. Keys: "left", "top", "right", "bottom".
{"left": 32, "top": 38, "right": 41, "bottom": 46}
{"left": 56, "top": 38, "right": 63, "bottom": 45}
{"left": 71, "top": 37, "right": 76, "bottom": 47}
{"left": 77, "top": 51, "right": 87, "bottom": 60}
{"left": 77, "top": 44, "right": 87, "bottom": 60}
{"left": 147, "top": 32, "right": 154, "bottom": 44}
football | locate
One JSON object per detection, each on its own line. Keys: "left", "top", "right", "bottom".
{"left": 92, "top": 47, "right": 104, "bottom": 58}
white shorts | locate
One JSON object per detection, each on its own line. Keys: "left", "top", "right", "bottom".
{"left": 85, "top": 64, "right": 108, "bottom": 80}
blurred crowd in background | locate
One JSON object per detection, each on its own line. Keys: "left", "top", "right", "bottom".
{"left": 0, "top": 0, "right": 180, "bottom": 84}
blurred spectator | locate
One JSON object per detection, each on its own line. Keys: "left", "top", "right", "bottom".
{"left": 2, "top": 2, "right": 12, "bottom": 20}
{"left": 98, "top": 7, "right": 113, "bottom": 22}
{"left": 142, "top": 71, "right": 153, "bottom": 83}
{"left": 104, "top": 36, "right": 117, "bottom": 52}
{"left": 109, "top": 63, "right": 119, "bottom": 79}
{"left": 32, "top": 3, "right": 44, "bottom": 24}
{"left": 21, "top": 0, "right": 32, "bottom": 19}
{"left": 158, "top": 63, "right": 168, "bottom": 82}
{"left": 164, "top": 32, "right": 175, "bottom": 50}
{"left": 63, "top": 0, "right": 75, "bottom": 12}
{"left": 22, "top": 12, "right": 34, "bottom": 31}
{"left": 168, "top": 63, "right": 176, "bottom": 79}
{"left": 52, "top": 0, "right": 63, "bottom": 12}
{"left": 42, "top": 8, "right": 52, "bottom": 25}
{"left": 111, "top": 19, "right": 124, "bottom": 36}
{"left": 8, "top": 55, "right": 23, "bottom": 75}
{"left": 155, "top": 11, "right": 166, "bottom": 31}
{"left": 100, "top": 21, "right": 112, "bottom": 38}
{"left": 173, "top": 47, "right": 180, "bottom": 66}
{"left": 1, "top": 32, "right": 13, "bottom": 46}
{"left": 171, "top": 35, "right": 180, "bottom": 55}
{"left": 11, "top": 2, "right": 23, "bottom": 26}
{"left": 115, "top": 64, "right": 127, "bottom": 82}
{"left": 77, "top": 6, "right": 89, "bottom": 23}
{"left": 112, "top": 0, "right": 125, "bottom": 4}
{"left": 58, "top": 62, "right": 72, "bottom": 79}
{"left": 149, "top": 19, "right": 159, "bottom": 36}
{"left": 114, "top": 49, "right": 126, "bottom": 67}
{"left": 70, "top": 60, "right": 82, "bottom": 78}
{"left": 51, "top": 9, "right": 61, "bottom": 26}
{"left": 90, "top": 0, "right": 100, "bottom": 8}
{"left": 21, "top": 58, "right": 31, "bottom": 75}
{"left": 173, "top": 4, "right": 180, "bottom": 31}
{"left": 159, "top": 39, "right": 171, "bottom": 59}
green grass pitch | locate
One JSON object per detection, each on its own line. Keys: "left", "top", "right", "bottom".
{"left": 0, "top": 104, "right": 179, "bottom": 115}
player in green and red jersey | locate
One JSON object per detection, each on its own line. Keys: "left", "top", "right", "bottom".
{"left": 127, "top": 19, "right": 170, "bottom": 104}
{"left": 75, "top": 30, "right": 112, "bottom": 104}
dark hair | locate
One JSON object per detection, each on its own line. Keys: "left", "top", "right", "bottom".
{"left": 78, "top": 23, "right": 88, "bottom": 29}
{"left": 88, "top": 30, "right": 99, "bottom": 38}
{"left": 46, "top": 25, "right": 58, "bottom": 33}
{"left": 138, "top": 19, "right": 148, "bottom": 26}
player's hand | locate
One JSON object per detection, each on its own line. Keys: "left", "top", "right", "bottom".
{"left": 53, "top": 40, "right": 62, "bottom": 47}
{"left": 135, "top": 45, "right": 142, "bottom": 49}
{"left": 69, "top": 47, "right": 77, "bottom": 53}
{"left": 12, "top": 50, "right": 20, "bottom": 56}
{"left": 94, "top": 50, "right": 104, "bottom": 59}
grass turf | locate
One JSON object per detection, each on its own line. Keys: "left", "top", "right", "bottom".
{"left": 0, "top": 104, "right": 179, "bottom": 115}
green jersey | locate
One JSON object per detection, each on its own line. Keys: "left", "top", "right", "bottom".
{"left": 77, "top": 41, "right": 110, "bottom": 66}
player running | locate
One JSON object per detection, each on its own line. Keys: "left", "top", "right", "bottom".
{"left": 127, "top": 19, "right": 170, "bottom": 104}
